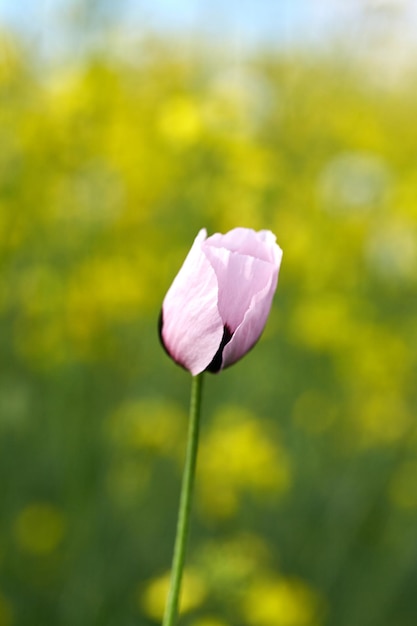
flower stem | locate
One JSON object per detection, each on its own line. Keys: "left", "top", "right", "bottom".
{"left": 162, "top": 373, "right": 204, "bottom": 626}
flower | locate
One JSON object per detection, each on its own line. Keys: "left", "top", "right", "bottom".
{"left": 159, "top": 227, "right": 283, "bottom": 375}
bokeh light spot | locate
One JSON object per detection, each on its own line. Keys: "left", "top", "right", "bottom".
{"left": 14, "top": 503, "right": 66, "bottom": 555}
{"left": 244, "top": 577, "right": 323, "bottom": 626}
{"left": 140, "top": 568, "right": 206, "bottom": 620}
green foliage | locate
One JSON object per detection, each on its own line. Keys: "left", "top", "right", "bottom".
{"left": 0, "top": 32, "right": 416, "bottom": 626}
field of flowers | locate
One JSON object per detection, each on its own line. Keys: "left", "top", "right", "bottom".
{"left": 0, "top": 26, "right": 416, "bottom": 626}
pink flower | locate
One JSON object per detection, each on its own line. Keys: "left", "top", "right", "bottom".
{"left": 159, "top": 227, "right": 283, "bottom": 375}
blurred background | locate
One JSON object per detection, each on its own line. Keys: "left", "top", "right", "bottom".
{"left": 1, "top": 1, "right": 417, "bottom": 624}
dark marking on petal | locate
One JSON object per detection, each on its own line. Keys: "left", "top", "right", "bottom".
{"left": 205, "top": 324, "right": 233, "bottom": 374}
{"left": 158, "top": 309, "right": 170, "bottom": 357}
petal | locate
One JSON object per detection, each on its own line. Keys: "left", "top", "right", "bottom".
{"left": 202, "top": 230, "right": 283, "bottom": 371}
{"left": 161, "top": 229, "right": 224, "bottom": 375}
{"left": 206, "top": 227, "right": 279, "bottom": 264}
{"left": 202, "top": 244, "right": 276, "bottom": 333}
{"left": 221, "top": 260, "right": 280, "bottom": 368}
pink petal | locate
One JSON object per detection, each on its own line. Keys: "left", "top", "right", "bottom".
{"left": 202, "top": 245, "right": 275, "bottom": 333}
{"left": 221, "top": 263, "right": 279, "bottom": 368}
{"left": 206, "top": 228, "right": 278, "bottom": 264}
{"left": 161, "top": 229, "right": 224, "bottom": 375}
{"left": 202, "top": 229, "right": 283, "bottom": 370}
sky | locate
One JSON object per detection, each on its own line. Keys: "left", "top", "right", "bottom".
{"left": 0, "top": 0, "right": 415, "bottom": 56}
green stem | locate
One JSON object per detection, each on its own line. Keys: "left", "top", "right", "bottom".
{"left": 162, "top": 373, "right": 204, "bottom": 626}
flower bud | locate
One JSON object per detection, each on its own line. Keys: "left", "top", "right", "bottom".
{"left": 159, "top": 227, "right": 282, "bottom": 375}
